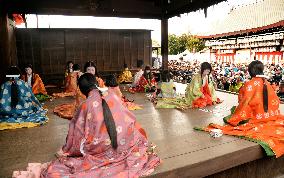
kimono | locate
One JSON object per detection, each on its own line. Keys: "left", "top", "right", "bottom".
{"left": 131, "top": 69, "right": 144, "bottom": 87}
{"left": 52, "top": 71, "right": 81, "bottom": 98}
{"left": 153, "top": 74, "right": 221, "bottom": 110}
{"left": 53, "top": 77, "right": 105, "bottom": 119}
{"left": 21, "top": 73, "right": 50, "bottom": 102}
{"left": 0, "top": 78, "right": 48, "bottom": 130}
{"left": 197, "top": 77, "right": 284, "bottom": 158}
{"left": 184, "top": 74, "right": 221, "bottom": 108}
{"left": 108, "top": 86, "right": 142, "bottom": 110}
{"left": 13, "top": 89, "right": 160, "bottom": 177}
{"left": 130, "top": 76, "right": 157, "bottom": 93}
{"left": 155, "top": 81, "right": 178, "bottom": 109}
{"left": 117, "top": 68, "right": 133, "bottom": 83}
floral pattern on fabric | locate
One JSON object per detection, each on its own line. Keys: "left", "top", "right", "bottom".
{"left": 199, "top": 77, "right": 284, "bottom": 158}
{"left": 0, "top": 78, "right": 48, "bottom": 130}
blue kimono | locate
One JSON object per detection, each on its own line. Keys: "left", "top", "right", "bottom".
{"left": 0, "top": 78, "right": 48, "bottom": 130}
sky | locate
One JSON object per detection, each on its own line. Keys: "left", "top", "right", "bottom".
{"left": 17, "top": 0, "right": 256, "bottom": 43}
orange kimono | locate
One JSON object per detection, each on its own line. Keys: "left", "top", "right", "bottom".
{"left": 53, "top": 88, "right": 86, "bottom": 119}
{"left": 53, "top": 72, "right": 81, "bottom": 98}
{"left": 21, "top": 73, "right": 47, "bottom": 95}
{"left": 53, "top": 77, "right": 105, "bottom": 119}
{"left": 198, "top": 77, "right": 284, "bottom": 157}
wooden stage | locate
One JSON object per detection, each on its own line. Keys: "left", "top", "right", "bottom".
{"left": 1, "top": 91, "right": 284, "bottom": 178}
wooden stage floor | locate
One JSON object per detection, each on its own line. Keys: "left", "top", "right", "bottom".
{"left": 1, "top": 91, "right": 284, "bottom": 178}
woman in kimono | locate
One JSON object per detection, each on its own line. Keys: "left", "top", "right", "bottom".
{"left": 153, "top": 62, "right": 220, "bottom": 110}
{"left": 154, "top": 71, "right": 177, "bottom": 108}
{"left": 84, "top": 61, "right": 105, "bottom": 88}
{"left": 21, "top": 64, "right": 50, "bottom": 102}
{"left": 197, "top": 61, "right": 284, "bottom": 158}
{"left": 131, "top": 60, "right": 144, "bottom": 88}
{"left": 129, "top": 66, "right": 157, "bottom": 93}
{"left": 53, "top": 64, "right": 82, "bottom": 98}
{"left": 53, "top": 64, "right": 84, "bottom": 119}
{"left": 0, "top": 66, "right": 48, "bottom": 130}
{"left": 13, "top": 73, "right": 160, "bottom": 178}
{"left": 184, "top": 62, "right": 221, "bottom": 108}
{"left": 53, "top": 62, "right": 104, "bottom": 119}
{"left": 65, "top": 61, "right": 73, "bottom": 78}
{"left": 106, "top": 74, "right": 142, "bottom": 110}
{"left": 117, "top": 63, "right": 133, "bottom": 84}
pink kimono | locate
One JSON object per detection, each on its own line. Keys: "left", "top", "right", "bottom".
{"left": 13, "top": 89, "right": 160, "bottom": 178}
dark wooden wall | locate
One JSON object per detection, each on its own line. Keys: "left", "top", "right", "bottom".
{"left": 16, "top": 28, "right": 152, "bottom": 84}
{"left": 0, "top": 15, "right": 17, "bottom": 84}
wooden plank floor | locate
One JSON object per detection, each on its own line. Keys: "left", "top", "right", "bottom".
{"left": 0, "top": 91, "right": 283, "bottom": 178}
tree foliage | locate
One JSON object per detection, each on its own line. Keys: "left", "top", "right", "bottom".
{"left": 168, "top": 33, "right": 205, "bottom": 55}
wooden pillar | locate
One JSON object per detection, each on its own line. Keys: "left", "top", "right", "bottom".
{"left": 0, "top": 13, "right": 17, "bottom": 84}
{"left": 161, "top": 17, "right": 168, "bottom": 70}
{"left": 0, "top": 13, "right": 10, "bottom": 84}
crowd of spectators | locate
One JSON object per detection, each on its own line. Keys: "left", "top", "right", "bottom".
{"left": 166, "top": 59, "right": 284, "bottom": 93}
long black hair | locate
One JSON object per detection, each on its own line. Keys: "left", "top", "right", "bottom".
{"left": 143, "top": 65, "right": 153, "bottom": 81}
{"left": 78, "top": 73, "right": 118, "bottom": 149}
{"left": 248, "top": 60, "right": 268, "bottom": 112}
{"left": 105, "top": 74, "right": 118, "bottom": 87}
{"left": 6, "top": 66, "right": 21, "bottom": 108}
{"left": 66, "top": 61, "right": 73, "bottom": 73}
{"left": 24, "top": 64, "right": 34, "bottom": 87}
{"left": 84, "top": 61, "right": 99, "bottom": 77}
{"left": 200, "top": 62, "right": 212, "bottom": 84}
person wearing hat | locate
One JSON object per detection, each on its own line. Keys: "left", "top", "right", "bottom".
{"left": 0, "top": 66, "right": 48, "bottom": 130}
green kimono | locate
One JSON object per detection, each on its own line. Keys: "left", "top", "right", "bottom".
{"left": 155, "top": 74, "right": 218, "bottom": 109}
{"left": 184, "top": 74, "right": 218, "bottom": 106}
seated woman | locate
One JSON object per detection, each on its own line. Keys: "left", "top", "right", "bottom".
{"left": 52, "top": 64, "right": 82, "bottom": 98}
{"left": 106, "top": 74, "right": 142, "bottom": 110}
{"left": 153, "top": 62, "right": 221, "bottom": 110}
{"left": 129, "top": 66, "right": 157, "bottom": 93}
{"left": 131, "top": 60, "right": 144, "bottom": 88}
{"left": 53, "top": 62, "right": 104, "bottom": 119}
{"left": 65, "top": 61, "right": 73, "bottom": 78}
{"left": 21, "top": 64, "right": 50, "bottom": 102}
{"left": 117, "top": 63, "right": 133, "bottom": 84}
{"left": 184, "top": 62, "right": 221, "bottom": 108}
{"left": 197, "top": 61, "right": 284, "bottom": 158}
{"left": 84, "top": 61, "right": 105, "bottom": 88}
{"left": 154, "top": 71, "right": 178, "bottom": 108}
{"left": 0, "top": 66, "right": 48, "bottom": 130}
{"left": 13, "top": 73, "right": 160, "bottom": 177}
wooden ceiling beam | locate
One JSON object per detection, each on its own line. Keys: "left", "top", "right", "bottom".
{"left": 165, "top": 0, "right": 226, "bottom": 18}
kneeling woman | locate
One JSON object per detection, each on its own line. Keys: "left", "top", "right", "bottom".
{"left": 154, "top": 62, "right": 221, "bottom": 110}
{"left": 0, "top": 66, "right": 48, "bottom": 130}
{"left": 198, "top": 61, "right": 284, "bottom": 158}
{"left": 129, "top": 66, "right": 157, "bottom": 93}
{"left": 185, "top": 62, "right": 221, "bottom": 108}
{"left": 13, "top": 73, "right": 160, "bottom": 177}
{"left": 21, "top": 64, "right": 50, "bottom": 102}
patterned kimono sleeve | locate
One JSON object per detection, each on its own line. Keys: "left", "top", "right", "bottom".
{"left": 23, "top": 82, "right": 41, "bottom": 107}
{"left": 0, "top": 83, "right": 7, "bottom": 111}
{"left": 62, "top": 103, "right": 87, "bottom": 156}
{"left": 225, "top": 82, "right": 254, "bottom": 126}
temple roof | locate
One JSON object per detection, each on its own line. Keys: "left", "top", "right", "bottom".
{"left": 199, "top": 0, "right": 284, "bottom": 38}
